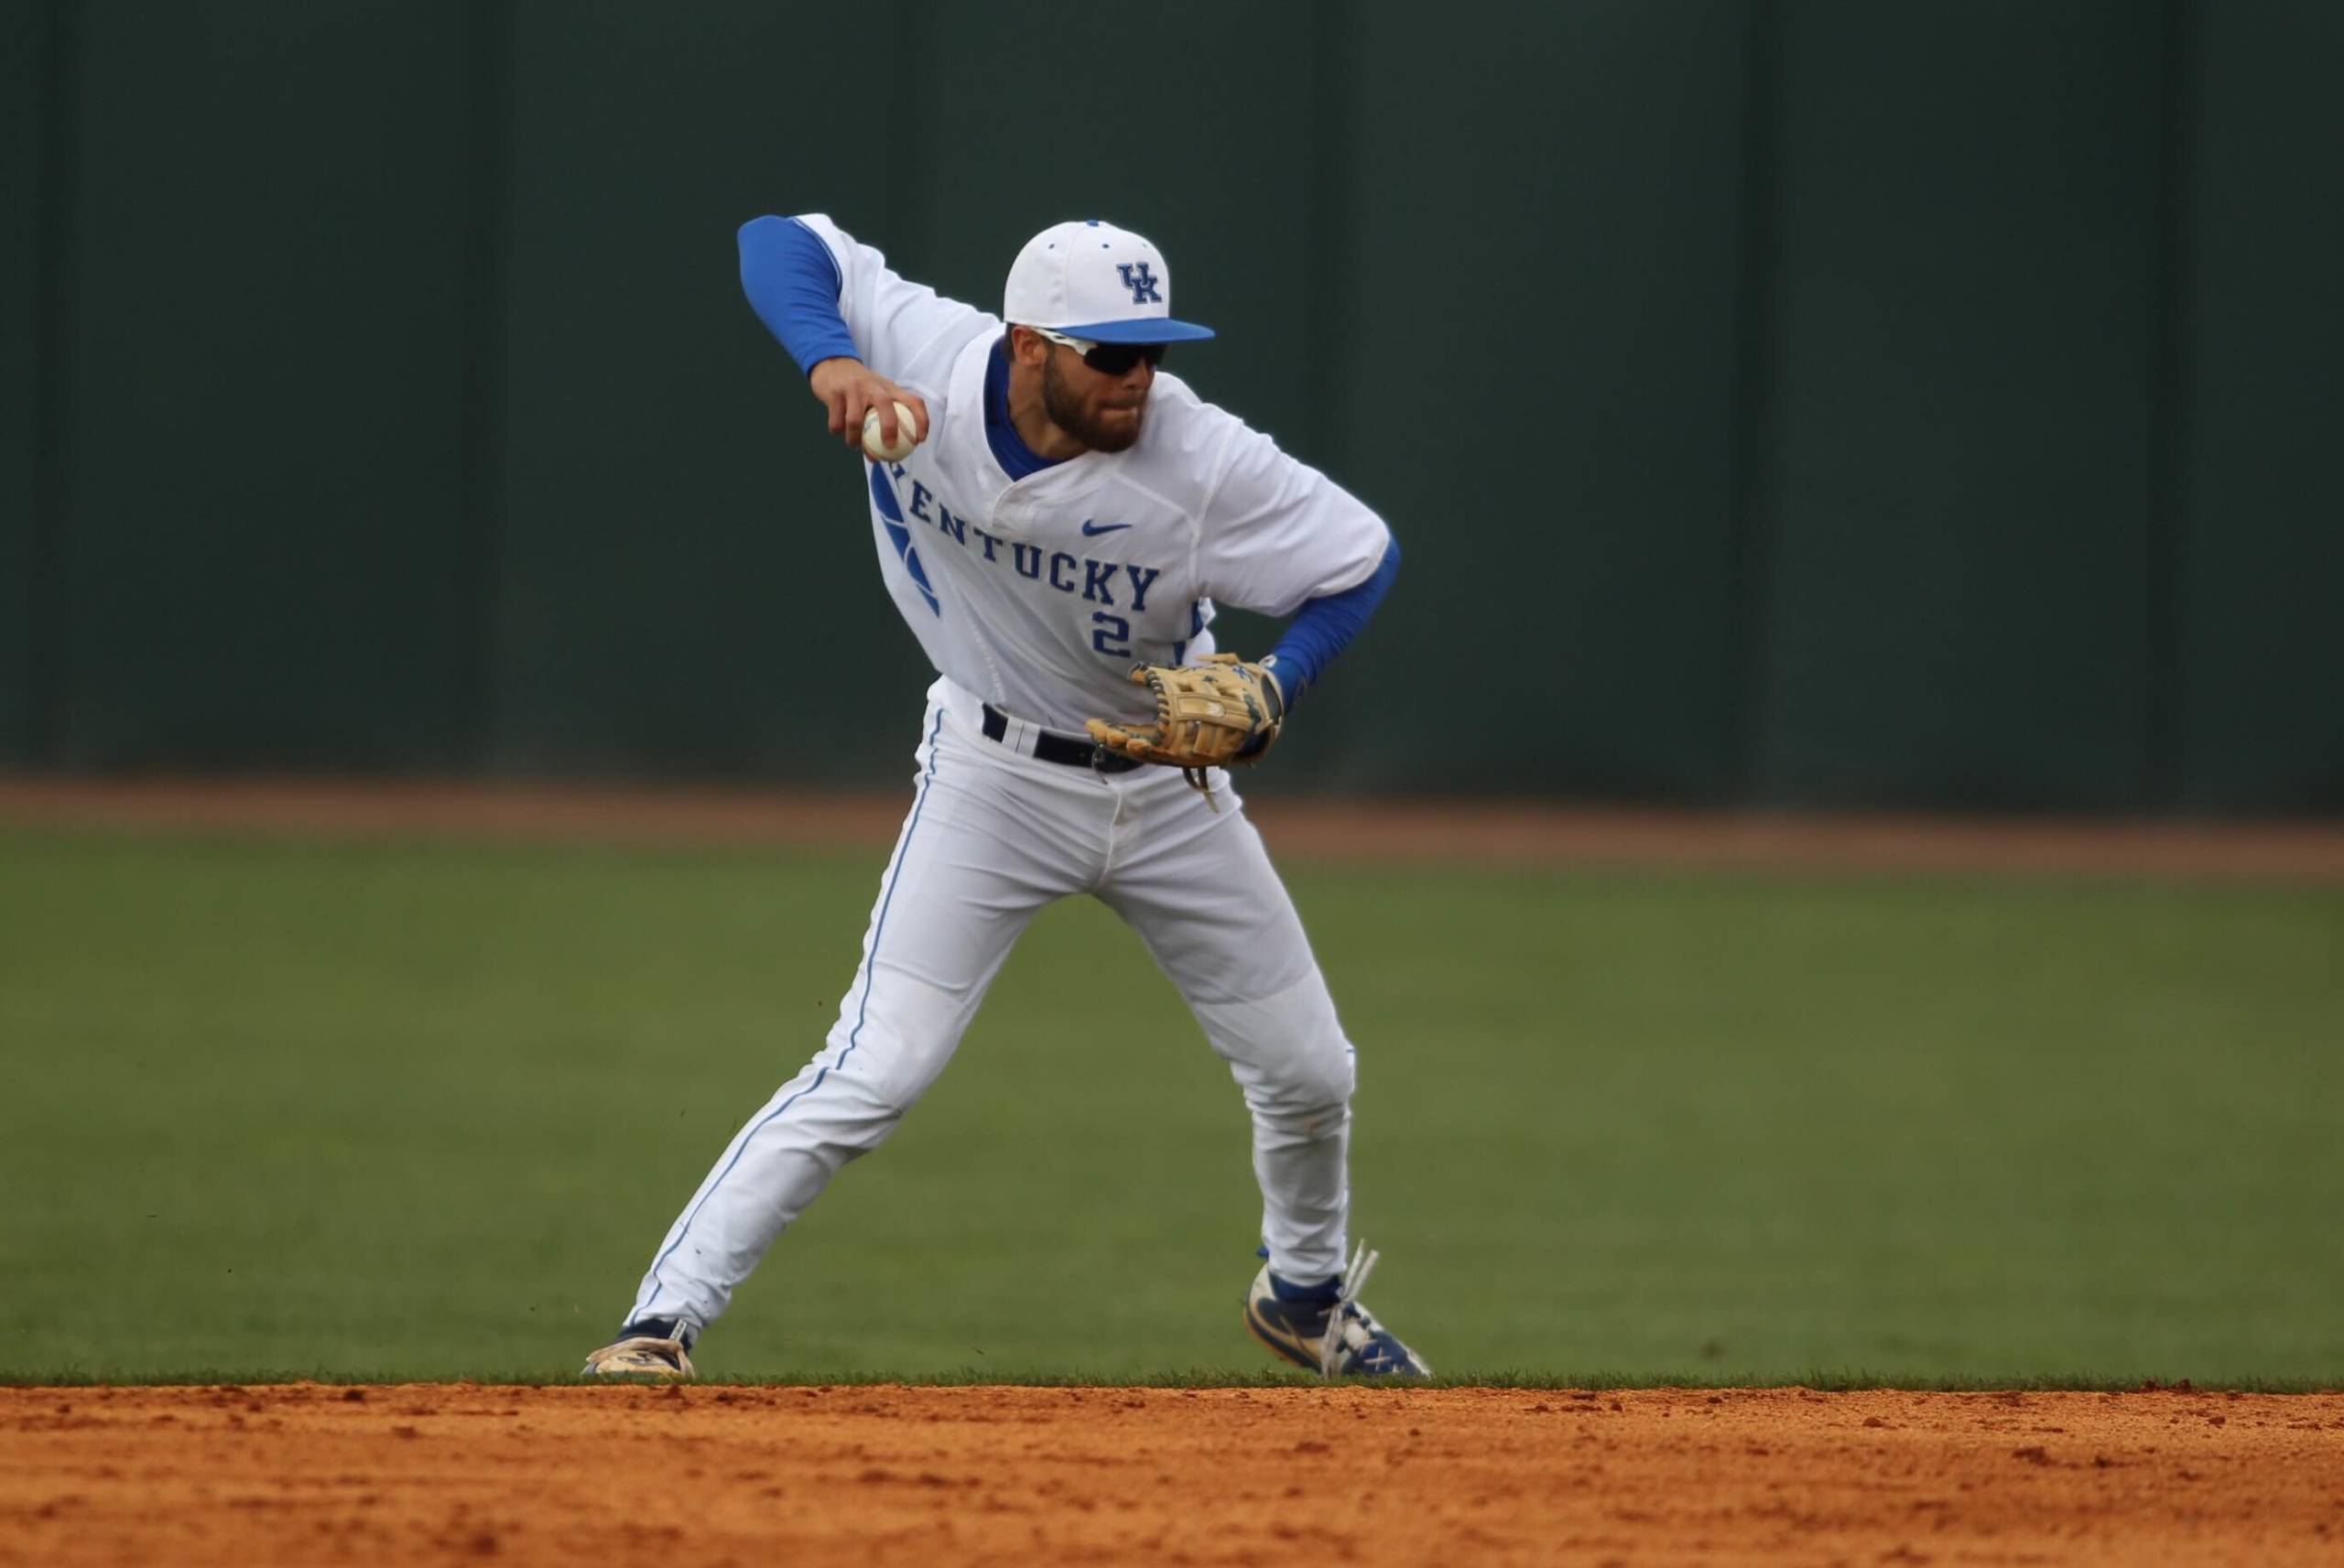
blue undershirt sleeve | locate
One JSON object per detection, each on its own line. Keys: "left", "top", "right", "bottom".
{"left": 739, "top": 215, "right": 860, "bottom": 376}
{"left": 1262, "top": 535, "right": 1400, "bottom": 711}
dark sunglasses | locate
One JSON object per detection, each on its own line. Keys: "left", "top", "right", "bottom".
{"left": 1033, "top": 327, "right": 1167, "bottom": 375}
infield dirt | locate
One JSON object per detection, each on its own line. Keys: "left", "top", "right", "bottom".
{"left": 5, "top": 1384, "right": 2339, "bottom": 1566}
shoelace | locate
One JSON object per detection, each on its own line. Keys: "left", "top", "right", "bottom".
{"left": 1318, "top": 1241, "right": 1381, "bottom": 1378}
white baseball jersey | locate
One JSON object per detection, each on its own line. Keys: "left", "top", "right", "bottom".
{"left": 794, "top": 213, "right": 1392, "bottom": 732}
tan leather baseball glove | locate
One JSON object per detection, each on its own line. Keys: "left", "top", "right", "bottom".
{"left": 1086, "top": 653, "right": 1286, "bottom": 798}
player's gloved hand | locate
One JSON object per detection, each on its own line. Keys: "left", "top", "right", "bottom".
{"left": 808, "top": 356, "right": 930, "bottom": 455}
{"left": 1086, "top": 653, "right": 1286, "bottom": 800}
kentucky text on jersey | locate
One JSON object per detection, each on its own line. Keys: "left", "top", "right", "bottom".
{"left": 877, "top": 464, "right": 1161, "bottom": 609}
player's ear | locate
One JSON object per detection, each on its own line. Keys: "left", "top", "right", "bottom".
{"left": 1008, "top": 325, "right": 1047, "bottom": 367}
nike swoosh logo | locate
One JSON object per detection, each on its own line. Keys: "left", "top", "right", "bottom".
{"left": 1080, "top": 519, "right": 1132, "bottom": 536}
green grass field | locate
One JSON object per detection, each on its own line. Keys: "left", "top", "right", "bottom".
{"left": 2, "top": 827, "right": 2338, "bottom": 1386}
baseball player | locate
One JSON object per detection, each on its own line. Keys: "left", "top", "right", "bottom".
{"left": 583, "top": 213, "right": 1421, "bottom": 1380}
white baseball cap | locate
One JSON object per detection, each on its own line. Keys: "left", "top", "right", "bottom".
{"left": 1003, "top": 219, "right": 1216, "bottom": 345}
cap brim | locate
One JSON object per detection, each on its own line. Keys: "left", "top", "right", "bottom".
{"left": 1058, "top": 318, "right": 1217, "bottom": 344}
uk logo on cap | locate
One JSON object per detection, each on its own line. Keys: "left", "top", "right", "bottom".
{"left": 1004, "top": 220, "right": 1215, "bottom": 346}
{"left": 1116, "top": 262, "right": 1162, "bottom": 304}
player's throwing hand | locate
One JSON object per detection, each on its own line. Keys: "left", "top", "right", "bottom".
{"left": 808, "top": 355, "right": 929, "bottom": 455}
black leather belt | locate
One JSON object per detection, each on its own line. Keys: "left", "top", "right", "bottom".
{"left": 981, "top": 703, "right": 1144, "bottom": 773}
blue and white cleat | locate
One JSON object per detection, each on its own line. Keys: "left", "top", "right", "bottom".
{"left": 1244, "top": 1242, "right": 1430, "bottom": 1379}
{"left": 581, "top": 1317, "right": 697, "bottom": 1380}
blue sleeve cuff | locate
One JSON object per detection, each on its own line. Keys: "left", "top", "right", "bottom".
{"left": 1263, "top": 535, "right": 1400, "bottom": 709}
{"left": 739, "top": 215, "right": 860, "bottom": 376}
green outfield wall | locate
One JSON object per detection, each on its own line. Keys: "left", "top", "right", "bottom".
{"left": 6, "top": 0, "right": 2339, "bottom": 810}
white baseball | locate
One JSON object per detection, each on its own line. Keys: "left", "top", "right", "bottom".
{"left": 862, "top": 400, "right": 921, "bottom": 462}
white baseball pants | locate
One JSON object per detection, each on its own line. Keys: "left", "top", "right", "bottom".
{"left": 625, "top": 680, "right": 1358, "bottom": 1339}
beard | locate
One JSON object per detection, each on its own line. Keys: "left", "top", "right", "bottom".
{"left": 1041, "top": 351, "right": 1145, "bottom": 453}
